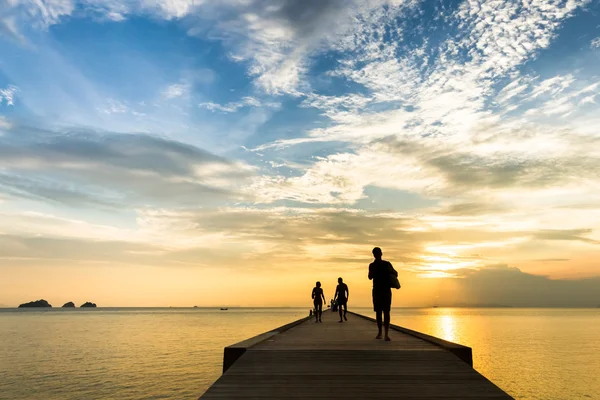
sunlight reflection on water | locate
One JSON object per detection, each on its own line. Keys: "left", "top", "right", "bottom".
{"left": 378, "top": 307, "right": 600, "bottom": 400}
{"left": 438, "top": 314, "right": 456, "bottom": 343}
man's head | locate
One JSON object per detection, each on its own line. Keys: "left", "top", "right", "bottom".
{"left": 338, "top": 277, "right": 343, "bottom": 284}
{"left": 316, "top": 281, "right": 321, "bottom": 288}
{"left": 372, "top": 247, "right": 382, "bottom": 260}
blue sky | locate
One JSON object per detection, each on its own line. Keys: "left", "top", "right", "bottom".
{"left": 1, "top": 0, "right": 600, "bottom": 307}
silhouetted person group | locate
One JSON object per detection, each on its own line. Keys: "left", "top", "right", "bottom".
{"left": 311, "top": 247, "right": 399, "bottom": 341}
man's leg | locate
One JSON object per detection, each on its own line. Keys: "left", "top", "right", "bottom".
{"left": 338, "top": 302, "right": 343, "bottom": 322}
{"left": 383, "top": 309, "right": 391, "bottom": 341}
{"left": 318, "top": 303, "right": 323, "bottom": 321}
{"left": 375, "top": 310, "right": 383, "bottom": 339}
{"left": 343, "top": 303, "right": 348, "bottom": 320}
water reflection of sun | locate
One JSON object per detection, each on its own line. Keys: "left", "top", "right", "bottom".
{"left": 438, "top": 314, "right": 456, "bottom": 343}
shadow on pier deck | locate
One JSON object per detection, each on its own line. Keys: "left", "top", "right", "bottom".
{"left": 199, "top": 311, "right": 513, "bottom": 399}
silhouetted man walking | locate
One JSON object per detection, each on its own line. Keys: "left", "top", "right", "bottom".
{"left": 368, "top": 247, "right": 398, "bottom": 341}
{"left": 334, "top": 277, "right": 349, "bottom": 322}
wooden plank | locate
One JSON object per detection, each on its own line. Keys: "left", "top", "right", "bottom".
{"left": 199, "top": 311, "right": 513, "bottom": 399}
{"left": 223, "top": 315, "right": 313, "bottom": 373}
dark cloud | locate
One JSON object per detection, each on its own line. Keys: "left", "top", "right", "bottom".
{"left": 435, "top": 265, "right": 600, "bottom": 307}
{"left": 137, "top": 208, "right": 600, "bottom": 278}
{"left": 0, "top": 126, "right": 253, "bottom": 208}
{"left": 0, "top": 234, "right": 164, "bottom": 266}
{"left": 437, "top": 202, "right": 508, "bottom": 216}
{"left": 158, "top": 208, "right": 417, "bottom": 246}
{"left": 0, "top": 173, "right": 119, "bottom": 208}
{"left": 141, "top": 208, "right": 552, "bottom": 265}
{"left": 378, "top": 135, "right": 600, "bottom": 193}
{"left": 427, "top": 153, "right": 598, "bottom": 190}
{"left": 0, "top": 234, "right": 230, "bottom": 269}
{"left": 195, "top": 0, "right": 357, "bottom": 39}
{"left": 534, "top": 229, "right": 599, "bottom": 244}
{"left": 250, "top": 0, "right": 351, "bottom": 39}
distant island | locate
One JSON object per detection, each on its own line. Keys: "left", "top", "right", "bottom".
{"left": 18, "top": 299, "right": 52, "bottom": 308}
{"left": 14, "top": 300, "right": 98, "bottom": 308}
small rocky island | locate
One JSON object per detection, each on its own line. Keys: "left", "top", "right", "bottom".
{"left": 62, "top": 302, "right": 75, "bottom": 308}
{"left": 80, "top": 302, "right": 97, "bottom": 308}
{"left": 18, "top": 299, "right": 52, "bottom": 308}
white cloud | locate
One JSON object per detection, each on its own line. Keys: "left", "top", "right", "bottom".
{"left": 0, "top": 85, "right": 18, "bottom": 106}
{"left": 0, "top": 15, "right": 27, "bottom": 43}
{"left": 97, "top": 98, "right": 130, "bottom": 114}
{"left": 1, "top": 1, "right": 418, "bottom": 95}
{"left": 139, "top": 0, "right": 203, "bottom": 19}
{"left": 162, "top": 83, "right": 191, "bottom": 99}
{"left": 248, "top": 0, "right": 598, "bottom": 209}
{"left": 1, "top": 0, "right": 75, "bottom": 29}
{"left": 591, "top": 37, "right": 600, "bottom": 48}
{"left": 199, "top": 96, "right": 277, "bottom": 113}
{"left": 579, "top": 95, "right": 596, "bottom": 105}
{"left": 96, "top": 98, "right": 151, "bottom": 117}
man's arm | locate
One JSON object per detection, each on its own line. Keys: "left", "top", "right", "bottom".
{"left": 321, "top": 292, "right": 326, "bottom": 303}
{"left": 389, "top": 262, "right": 398, "bottom": 277}
{"left": 368, "top": 263, "right": 374, "bottom": 280}
{"left": 333, "top": 286, "right": 339, "bottom": 300}
{"left": 311, "top": 288, "right": 315, "bottom": 299}
{"left": 345, "top": 284, "right": 349, "bottom": 299}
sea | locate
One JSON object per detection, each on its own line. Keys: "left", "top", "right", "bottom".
{"left": 0, "top": 307, "right": 598, "bottom": 400}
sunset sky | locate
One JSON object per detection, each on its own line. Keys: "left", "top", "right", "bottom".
{"left": 1, "top": 0, "right": 599, "bottom": 307}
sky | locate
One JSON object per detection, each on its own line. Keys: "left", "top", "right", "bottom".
{"left": 1, "top": 0, "right": 599, "bottom": 308}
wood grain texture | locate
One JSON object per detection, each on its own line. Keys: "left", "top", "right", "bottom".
{"left": 200, "top": 312, "right": 513, "bottom": 399}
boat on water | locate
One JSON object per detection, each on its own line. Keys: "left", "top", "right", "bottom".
{"left": 220, "top": 308, "right": 228, "bottom": 310}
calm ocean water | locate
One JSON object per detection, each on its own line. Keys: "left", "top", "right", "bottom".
{"left": 0, "top": 307, "right": 598, "bottom": 400}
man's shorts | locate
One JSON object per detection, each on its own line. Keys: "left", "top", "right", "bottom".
{"left": 372, "top": 288, "right": 392, "bottom": 312}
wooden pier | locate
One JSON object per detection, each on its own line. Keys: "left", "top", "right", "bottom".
{"left": 199, "top": 311, "right": 513, "bottom": 399}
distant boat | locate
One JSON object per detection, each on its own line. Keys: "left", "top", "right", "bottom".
{"left": 193, "top": 306, "right": 198, "bottom": 308}
{"left": 220, "top": 308, "right": 228, "bottom": 311}
{"left": 433, "top": 305, "right": 439, "bottom": 308}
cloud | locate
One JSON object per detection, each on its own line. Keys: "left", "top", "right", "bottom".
{"left": 533, "top": 229, "right": 600, "bottom": 244}
{"left": 0, "top": 0, "right": 75, "bottom": 30}
{"left": 435, "top": 265, "right": 600, "bottom": 307}
{"left": 245, "top": 0, "right": 600, "bottom": 205}
{"left": 592, "top": 37, "right": 600, "bottom": 49}
{"left": 162, "top": 83, "right": 191, "bottom": 99}
{"left": 1, "top": 0, "right": 600, "bottom": 301}
{"left": 248, "top": 123, "right": 600, "bottom": 206}
{"left": 0, "top": 233, "right": 172, "bottom": 267}
{"left": 97, "top": 98, "right": 132, "bottom": 114}
{"left": 0, "top": 15, "right": 27, "bottom": 44}
{"left": 437, "top": 202, "right": 508, "bottom": 217}
{"left": 0, "top": 85, "right": 18, "bottom": 106}
{"left": 0, "top": 125, "right": 254, "bottom": 207}
{"left": 126, "top": 206, "right": 600, "bottom": 276}
{"left": 1, "top": 0, "right": 418, "bottom": 95}
{"left": 187, "top": 0, "right": 386, "bottom": 95}
{"left": 199, "top": 96, "right": 278, "bottom": 113}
